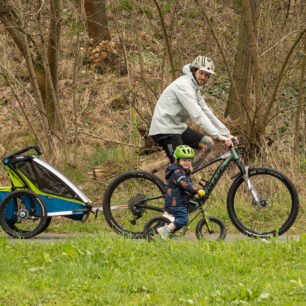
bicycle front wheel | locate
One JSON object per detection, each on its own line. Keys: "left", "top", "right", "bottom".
{"left": 196, "top": 216, "right": 226, "bottom": 241}
{"left": 102, "top": 170, "right": 165, "bottom": 238}
{"left": 227, "top": 168, "right": 299, "bottom": 238}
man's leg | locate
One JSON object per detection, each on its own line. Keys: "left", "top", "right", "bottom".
{"left": 193, "top": 136, "right": 214, "bottom": 169}
{"left": 181, "top": 128, "right": 214, "bottom": 169}
{"left": 198, "top": 135, "right": 214, "bottom": 154}
{"left": 151, "top": 134, "right": 183, "bottom": 163}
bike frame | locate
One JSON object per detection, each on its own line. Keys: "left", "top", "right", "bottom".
{"left": 106, "top": 145, "right": 250, "bottom": 232}
{"left": 192, "top": 146, "right": 244, "bottom": 198}
{"left": 174, "top": 146, "right": 245, "bottom": 236}
{"left": 139, "top": 145, "right": 245, "bottom": 212}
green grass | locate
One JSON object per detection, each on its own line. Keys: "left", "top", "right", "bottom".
{"left": 0, "top": 234, "right": 305, "bottom": 305}
{"left": 86, "top": 145, "right": 133, "bottom": 168}
{"left": 88, "top": 146, "right": 115, "bottom": 167}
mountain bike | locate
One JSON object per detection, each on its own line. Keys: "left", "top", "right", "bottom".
{"left": 102, "top": 140, "right": 299, "bottom": 239}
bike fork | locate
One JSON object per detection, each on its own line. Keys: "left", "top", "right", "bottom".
{"left": 242, "top": 166, "right": 260, "bottom": 205}
{"left": 200, "top": 207, "right": 213, "bottom": 232}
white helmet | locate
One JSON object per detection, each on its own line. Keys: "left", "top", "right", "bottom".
{"left": 191, "top": 56, "right": 215, "bottom": 75}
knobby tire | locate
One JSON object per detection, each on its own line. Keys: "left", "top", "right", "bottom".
{"left": 103, "top": 170, "right": 165, "bottom": 238}
{"left": 227, "top": 167, "right": 299, "bottom": 238}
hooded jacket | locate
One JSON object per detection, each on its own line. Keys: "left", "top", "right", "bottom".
{"left": 164, "top": 163, "right": 199, "bottom": 208}
{"left": 149, "top": 64, "right": 230, "bottom": 139}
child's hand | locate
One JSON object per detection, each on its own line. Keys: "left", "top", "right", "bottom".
{"left": 198, "top": 190, "right": 205, "bottom": 197}
{"left": 194, "top": 189, "right": 205, "bottom": 198}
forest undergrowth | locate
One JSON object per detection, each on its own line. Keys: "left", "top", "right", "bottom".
{"left": 0, "top": 1, "right": 304, "bottom": 235}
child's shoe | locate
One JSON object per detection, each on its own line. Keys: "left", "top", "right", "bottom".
{"left": 157, "top": 225, "right": 171, "bottom": 240}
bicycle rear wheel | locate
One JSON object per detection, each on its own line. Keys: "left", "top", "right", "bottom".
{"left": 103, "top": 170, "right": 165, "bottom": 238}
{"left": 196, "top": 216, "right": 226, "bottom": 241}
{"left": 227, "top": 168, "right": 299, "bottom": 238}
{"left": 0, "top": 190, "right": 48, "bottom": 239}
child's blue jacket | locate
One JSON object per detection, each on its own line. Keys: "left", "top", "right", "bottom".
{"left": 164, "top": 163, "right": 199, "bottom": 208}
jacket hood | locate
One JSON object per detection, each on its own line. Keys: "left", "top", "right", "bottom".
{"left": 182, "top": 64, "right": 204, "bottom": 89}
{"left": 165, "top": 163, "right": 191, "bottom": 180}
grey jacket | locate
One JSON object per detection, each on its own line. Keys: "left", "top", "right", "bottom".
{"left": 149, "top": 64, "right": 230, "bottom": 139}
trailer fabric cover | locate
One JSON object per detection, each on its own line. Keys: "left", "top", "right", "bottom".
{"left": 16, "top": 160, "right": 82, "bottom": 201}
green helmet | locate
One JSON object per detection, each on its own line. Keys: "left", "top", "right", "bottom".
{"left": 173, "top": 145, "right": 195, "bottom": 159}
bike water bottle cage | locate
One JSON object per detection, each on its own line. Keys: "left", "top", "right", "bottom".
{"left": 173, "top": 145, "right": 195, "bottom": 159}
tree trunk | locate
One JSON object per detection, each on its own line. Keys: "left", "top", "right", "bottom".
{"left": 294, "top": 34, "right": 306, "bottom": 156}
{"left": 0, "top": 2, "right": 25, "bottom": 56}
{"left": 84, "top": 0, "right": 110, "bottom": 46}
{"left": 46, "top": 0, "right": 61, "bottom": 129}
{"left": 244, "top": 0, "right": 265, "bottom": 142}
{"left": 0, "top": 1, "right": 63, "bottom": 135}
{"left": 152, "top": 0, "right": 176, "bottom": 81}
{"left": 225, "top": 0, "right": 257, "bottom": 126}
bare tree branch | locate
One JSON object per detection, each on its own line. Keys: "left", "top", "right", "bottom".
{"left": 195, "top": 0, "right": 251, "bottom": 125}
{"left": 244, "top": 0, "right": 265, "bottom": 138}
{"left": 152, "top": 0, "right": 175, "bottom": 80}
{"left": 78, "top": 130, "right": 140, "bottom": 148}
{"left": 3, "top": 72, "right": 44, "bottom": 150}
{"left": 267, "top": 104, "right": 306, "bottom": 124}
{"left": 260, "top": 30, "right": 300, "bottom": 56}
{"left": 264, "top": 28, "right": 306, "bottom": 129}
{"left": 294, "top": 34, "right": 306, "bottom": 155}
{"left": 127, "top": 93, "right": 149, "bottom": 128}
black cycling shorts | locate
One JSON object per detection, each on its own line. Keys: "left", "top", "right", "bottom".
{"left": 151, "top": 127, "right": 204, "bottom": 163}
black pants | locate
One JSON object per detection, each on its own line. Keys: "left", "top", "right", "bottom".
{"left": 151, "top": 127, "right": 204, "bottom": 163}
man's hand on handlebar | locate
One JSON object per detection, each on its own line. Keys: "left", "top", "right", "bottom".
{"left": 229, "top": 135, "right": 239, "bottom": 146}
{"left": 217, "top": 135, "right": 239, "bottom": 147}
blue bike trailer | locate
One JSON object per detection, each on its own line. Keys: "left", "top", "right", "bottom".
{"left": 2, "top": 147, "right": 92, "bottom": 221}
{"left": 16, "top": 157, "right": 92, "bottom": 220}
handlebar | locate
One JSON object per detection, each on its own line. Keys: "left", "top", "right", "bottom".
{"left": 230, "top": 137, "right": 238, "bottom": 148}
{"left": 4, "top": 145, "right": 43, "bottom": 161}
{"left": 220, "top": 137, "right": 239, "bottom": 149}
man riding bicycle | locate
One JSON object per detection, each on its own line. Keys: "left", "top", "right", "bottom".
{"left": 149, "top": 55, "right": 238, "bottom": 167}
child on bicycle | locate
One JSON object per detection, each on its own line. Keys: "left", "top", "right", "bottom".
{"left": 157, "top": 145, "right": 204, "bottom": 240}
